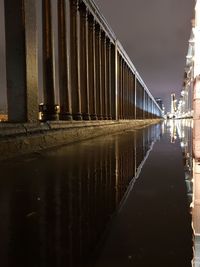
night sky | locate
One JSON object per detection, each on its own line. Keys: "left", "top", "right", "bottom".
{"left": 94, "top": 0, "right": 194, "bottom": 111}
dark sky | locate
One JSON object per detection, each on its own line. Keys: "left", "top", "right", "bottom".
{"left": 94, "top": 0, "right": 194, "bottom": 111}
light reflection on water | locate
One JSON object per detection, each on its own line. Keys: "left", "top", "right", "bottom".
{"left": 175, "top": 119, "right": 200, "bottom": 267}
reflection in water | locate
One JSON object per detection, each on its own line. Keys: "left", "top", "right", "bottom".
{"left": 176, "top": 119, "right": 200, "bottom": 266}
{"left": 0, "top": 124, "right": 161, "bottom": 267}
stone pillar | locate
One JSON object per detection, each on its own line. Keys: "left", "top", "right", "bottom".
{"left": 135, "top": 77, "right": 138, "bottom": 119}
{"left": 79, "top": 2, "right": 90, "bottom": 120}
{"left": 106, "top": 38, "right": 112, "bottom": 120}
{"left": 143, "top": 89, "right": 145, "bottom": 119}
{"left": 128, "top": 69, "right": 131, "bottom": 119}
{"left": 88, "top": 14, "right": 97, "bottom": 120}
{"left": 95, "top": 23, "right": 103, "bottom": 120}
{"left": 118, "top": 55, "right": 122, "bottom": 119}
{"left": 126, "top": 65, "right": 129, "bottom": 119}
{"left": 127, "top": 67, "right": 131, "bottom": 120}
{"left": 101, "top": 31, "right": 107, "bottom": 119}
{"left": 57, "top": 0, "right": 72, "bottom": 120}
{"left": 4, "top": 0, "right": 38, "bottom": 122}
{"left": 41, "top": 0, "right": 58, "bottom": 121}
{"left": 131, "top": 73, "right": 135, "bottom": 119}
{"left": 122, "top": 60, "right": 125, "bottom": 119}
{"left": 123, "top": 64, "right": 127, "bottom": 119}
{"left": 111, "top": 43, "right": 117, "bottom": 120}
{"left": 70, "top": 0, "right": 82, "bottom": 120}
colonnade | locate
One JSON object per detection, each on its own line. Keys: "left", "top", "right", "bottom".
{"left": 2, "top": 0, "right": 162, "bottom": 123}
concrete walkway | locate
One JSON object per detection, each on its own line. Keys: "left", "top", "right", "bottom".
{"left": 94, "top": 128, "right": 193, "bottom": 267}
{"left": 0, "top": 119, "right": 160, "bottom": 160}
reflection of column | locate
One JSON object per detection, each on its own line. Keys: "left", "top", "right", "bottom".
{"left": 106, "top": 38, "right": 112, "bottom": 119}
{"left": 42, "top": 0, "right": 58, "bottom": 121}
{"left": 95, "top": 23, "right": 103, "bottom": 120}
{"left": 79, "top": 2, "right": 90, "bottom": 120}
{"left": 88, "top": 14, "right": 97, "bottom": 120}
{"left": 58, "top": 0, "right": 72, "bottom": 120}
{"left": 70, "top": 0, "right": 82, "bottom": 120}
{"left": 5, "top": 0, "right": 39, "bottom": 122}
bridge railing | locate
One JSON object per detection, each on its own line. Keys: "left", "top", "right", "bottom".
{"left": 2, "top": 0, "right": 162, "bottom": 123}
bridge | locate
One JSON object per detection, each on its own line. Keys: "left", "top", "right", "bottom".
{"left": 0, "top": 0, "right": 162, "bottom": 159}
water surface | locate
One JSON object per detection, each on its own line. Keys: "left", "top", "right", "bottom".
{"left": 0, "top": 122, "right": 193, "bottom": 267}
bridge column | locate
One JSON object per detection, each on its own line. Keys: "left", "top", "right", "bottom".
{"left": 129, "top": 72, "right": 132, "bottom": 119}
{"left": 70, "top": 0, "right": 82, "bottom": 120}
{"left": 4, "top": 0, "right": 38, "bottom": 122}
{"left": 134, "top": 75, "right": 137, "bottom": 120}
{"left": 126, "top": 65, "right": 129, "bottom": 119}
{"left": 143, "top": 90, "right": 146, "bottom": 119}
{"left": 79, "top": 2, "right": 90, "bottom": 120}
{"left": 57, "top": 0, "right": 72, "bottom": 120}
{"left": 111, "top": 44, "right": 117, "bottom": 120}
{"left": 136, "top": 80, "right": 139, "bottom": 119}
{"left": 148, "top": 96, "right": 151, "bottom": 118}
{"left": 131, "top": 73, "right": 135, "bottom": 119}
{"left": 118, "top": 56, "right": 122, "bottom": 119}
{"left": 88, "top": 14, "right": 97, "bottom": 120}
{"left": 124, "top": 64, "right": 127, "bottom": 119}
{"left": 128, "top": 69, "right": 131, "bottom": 119}
{"left": 95, "top": 23, "right": 103, "bottom": 120}
{"left": 101, "top": 31, "right": 107, "bottom": 119}
{"left": 128, "top": 68, "right": 131, "bottom": 119}
{"left": 106, "top": 38, "right": 112, "bottom": 120}
{"left": 122, "top": 60, "right": 125, "bottom": 119}
{"left": 41, "top": 0, "right": 59, "bottom": 121}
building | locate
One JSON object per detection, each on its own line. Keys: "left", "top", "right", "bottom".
{"left": 170, "top": 93, "right": 177, "bottom": 116}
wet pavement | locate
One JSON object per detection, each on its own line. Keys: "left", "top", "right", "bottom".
{"left": 0, "top": 121, "right": 194, "bottom": 267}
{"left": 95, "top": 121, "right": 193, "bottom": 267}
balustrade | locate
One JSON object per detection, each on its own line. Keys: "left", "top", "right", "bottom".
{"left": 1, "top": 0, "right": 162, "bottom": 123}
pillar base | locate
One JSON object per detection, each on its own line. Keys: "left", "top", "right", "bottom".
{"left": 97, "top": 114, "right": 103, "bottom": 120}
{"left": 73, "top": 113, "right": 82, "bottom": 120}
{"left": 82, "top": 113, "right": 91, "bottom": 120}
{"left": 39, "top": 104, "right": 59, "bottom": 121}
{"left": 90, "top": 114, "right": 98, "bottom": 120}
{"left": 59, "top": 112, "right": 73, "bottom": 121}
{"left": 108, "top": 115, "right": 112, "bottom": 120}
